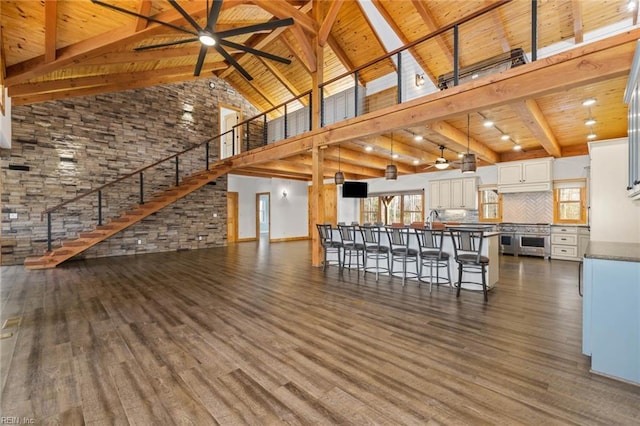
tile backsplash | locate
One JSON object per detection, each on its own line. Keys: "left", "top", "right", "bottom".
{"left": 502, "top": 192, "right": 553, "bottom": 223}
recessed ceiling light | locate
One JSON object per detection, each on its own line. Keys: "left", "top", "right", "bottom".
{"left": 413, "top": 159, "right": 420, "bottom": 165}
{"left": 365, "top": 146, "right": 373, "bottom": 152}
{"left": 585, "top": 118, "right": 596, "bottom": 126}
{"left": 501, "top": 134, "right": 510, "bottom": 141}
{"left": 587, "top": 132, "right": 597, "bottom": 140}
{"left": 483, "top": 119, "right": 494, "bottom": 128}
{"left": 392, "top": 154, "right": 399, "bottom": 159}
{"left": 582, "top": 98, "right": 596, "bottom": 107}
{"left": 513, "top": 144, "right": 522, "bottom": 151}
{"left": 414, "top": 135, "right": 424, "bottom": 142}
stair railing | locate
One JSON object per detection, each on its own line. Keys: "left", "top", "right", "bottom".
{"left": 41, "top": 131, "right": 231, "bottom": 253}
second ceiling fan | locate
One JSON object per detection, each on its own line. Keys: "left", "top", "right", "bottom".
{"left": 92, "top": 0, "right": 294, "bottom": 79}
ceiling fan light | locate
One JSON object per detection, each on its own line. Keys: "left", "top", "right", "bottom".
{"left": 435, "top": 162, "right": 450, "bottom": 170}
{"left": 334, "top": 171, "right": 345, "bottom": 185}
{"left": 461, "top": 153, "right": 477, "bottom": 174}
{"left": 385, "top": 164, "right": 398, "bottom": 180}
{"left": 199, "top": 33, "right": 216, "bottom": 46}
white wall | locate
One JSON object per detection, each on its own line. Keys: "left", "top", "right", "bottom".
{"left": 228, "top": 175, "right": 309, "bottom": 240}
{"left": 1, "top": 88, "right": 11, "bottom": 149}
{"left": 589, "top": 139, "right": 640, "bottom": 243}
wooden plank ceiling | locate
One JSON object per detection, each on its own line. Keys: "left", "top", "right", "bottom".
{"left": 2, "top": 0, "right": 637, "bottom": 181}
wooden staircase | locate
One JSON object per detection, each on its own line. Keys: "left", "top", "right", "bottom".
{"left": 24, "top": 163, "right": 232, "bottom": 270}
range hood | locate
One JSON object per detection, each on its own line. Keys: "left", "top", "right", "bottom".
{"left": 437, "top": 48, "right": 528, "bottom": 90}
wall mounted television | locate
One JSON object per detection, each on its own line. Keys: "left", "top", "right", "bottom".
{"left": 342, "top": 181, "right": 368, "bottom": 198}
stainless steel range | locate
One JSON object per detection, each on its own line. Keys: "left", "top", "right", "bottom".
{"left": 498, "top": 223, "right": 551, "bottom": 258}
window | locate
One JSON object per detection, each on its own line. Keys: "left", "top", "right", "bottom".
{"left": 362, "top": 197, "right": 380, "bottom": 224}
{"left": 554, "top": 180, "right": 587, "bottom": 224}
{"left": 478, "top": 187, "right": 502, "bottom": 222}
{"left": 360, "top": 191, "right": 424, "bottom": 225}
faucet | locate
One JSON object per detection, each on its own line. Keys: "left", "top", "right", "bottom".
{"left": 427, "top": 209, "right": 440, "bottom": 227}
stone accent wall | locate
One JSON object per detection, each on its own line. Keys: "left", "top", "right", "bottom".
{"left": 1, "top": 78, "right": 259, "bottom": 265}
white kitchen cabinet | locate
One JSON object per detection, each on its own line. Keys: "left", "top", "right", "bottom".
{"left": 497, "top": 158, "right": 553, "bottom": 193}
{"left": 429, "top": 179, "right": 451, "bottom": 209}
{"left": 551, "top": 225, "right": 590, "bottom": 261}
{"left": 430, "top": 177, "right": 476, "bottom": 210}
{"left": 450, "top": 177, "right": 478, "bottom": 209}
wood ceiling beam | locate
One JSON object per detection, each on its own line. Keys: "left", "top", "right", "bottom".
{"left": 8, "top": 63, "right": 227, "bottom": 97}
{"left": 286, "top": 153, "right": 385, "bottom": 178}
{"left": 44, "top": 0, "right": 58, "bottom": 63}
{"left": 410, "top": 0, "right": 454, "bottom": 64}
{"left": 571, "top": 0, "right": 584, "bottom": 44}
{"left": 323, "top": 146, "right": 415, "bottom": 174}
{"left": 326, "top": 35, "right": 355, "bottom": 73}
{"left": 231, "top": 168, "right": 311, "bottom": 180}
{"left": 279, "top": 33, "right": 313, "bottom": 74}
{"left": 256, "top": 57, "right": 305, "bottom": 104}
{"left": 485, "top": 0, "right": 511, "bottom": 53}
{"left": 364, "top": 136, "right": 440, "bottom": 164}
{"left": 4, "top": 0, "right": 247, "bottom": 86}
{"left": 425, "top": 121, "right": 500, "bottom": 164}
{"left": 135, "top": 0, "right": 153, "bottom": 32}
{"left": 254, "top": 159, "right": 313, "bottom": 175}
{"left": 318, "top": 0, "right": 344, "bottom": 47}
{"left": 290, "top": 26, "right": 317, "bottom": 72}
{"left": 250, "top": 0, "right": 318, "bottom": 34}
{"left": 217, "top": 2, "right": 313, "bottom": 79}
{"left": 314, "top": 29, "right": 639, "bottom": 149}
{"left": 510, "top": 99, "right": 562, "bottom": 158}
{"left": 9, "top": 65, "right": 227, "bottom": 106}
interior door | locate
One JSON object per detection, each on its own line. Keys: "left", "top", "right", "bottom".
{"left": 223, "top": 113, "right": 237, "bottom": 158}
{"left": 227, "top": 192, "right": 238, "bottom": 243}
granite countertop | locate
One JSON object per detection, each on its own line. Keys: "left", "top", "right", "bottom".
{"left": 585, "top": 241, "right": 640, "bottom": 263}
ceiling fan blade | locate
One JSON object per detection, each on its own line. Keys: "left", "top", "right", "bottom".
{"left": 168, "top": 0, "right": 204, "bottom": 32}
{"left": 215, "top": 45, "right": 253, "bottom": 80}
{"left": 215, "top": 18, "right": 294, "bottom": 39}
{"left": 219, "top": 39, "right": 291, "bottom": 64}
{"left": 134, "top": 38, "right": 199, "bottom": 51}
{"left": 206, "top": 0, "right": 223, "bottom": 31}
{"left": 91, "top": 0, "right": 196, "bottom": 36}
{"left": 193, "top": 45, "right": 208, "bottom": 76}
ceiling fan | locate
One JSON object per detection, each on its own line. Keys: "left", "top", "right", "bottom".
{"left": 422, "top": 145, "right": 458, "bottom": 170}
{"left": 91, "top": 0, "right": 294, "bottom": 80}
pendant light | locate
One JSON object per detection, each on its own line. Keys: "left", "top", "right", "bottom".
{"left": 334, "top": 145, "right": 345, "bottom": 185}
{"left": 461, "top": 114, "right": 477, "bottom": 174}
{"left": 385, "top": 133, "right": 398, "bottom": 180}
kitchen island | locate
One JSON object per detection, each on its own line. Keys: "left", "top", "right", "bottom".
{"left": 582, "top": 241, "right": 640, "bottom": 385}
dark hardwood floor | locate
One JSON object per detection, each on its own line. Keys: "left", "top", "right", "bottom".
{"left": 1, "top": 241, "right": 640, "bottom": 425}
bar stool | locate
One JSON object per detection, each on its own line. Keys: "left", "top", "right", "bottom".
{"left": 316, "top": 224, "right": 341, "bottom": 271}
{"left": 359, "top": 225, "right": 390, "bottom": 281}
{"left": 337, "top": 224, "right": 365, "bottom": 273}
{"left": 414, "top": 227, "right": 451, "bottom": 292}
{"left": 385, "top": 226, "right": 419, "bottom": 286}
{"left": 449, "top": 228, "right": 489, "bottom": 302}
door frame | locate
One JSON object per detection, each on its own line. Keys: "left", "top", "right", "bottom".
{"left": 256, "top": 192, "right": 270, "bottom": 241}
{"left": 227, "top": 191, "right": 238, "bottom": 243}
{"left": 219, "top": 104, "right": 242, "bottom": 158}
